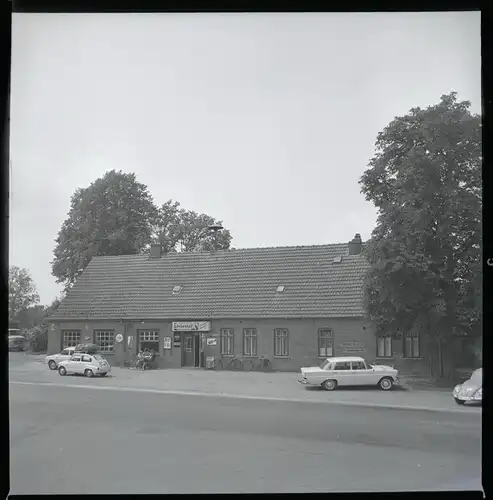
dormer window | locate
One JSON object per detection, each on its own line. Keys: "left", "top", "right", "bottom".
{"left": 276, "top": 285, "right": 285, "bottom": 293}
{"left": 172, "top": 285, "right": 182, "bottom": 294}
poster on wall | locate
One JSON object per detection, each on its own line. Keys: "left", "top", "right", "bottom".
{"left": 163, "top": 337, "right": 172, "bottom": 349}
{"left": 173, "top": 332, "right": 181, "bottom": 347}
{"left": 339, "top": 341, "right": 366, "bottom": 353}
{"left": 127, "top": 336, "right": 133, "bottom": 348}
{"left": 206, "top": 338, "right": 217, "bottom": 346}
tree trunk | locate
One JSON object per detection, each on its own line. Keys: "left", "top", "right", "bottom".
{"left": 437, "top": 337, "right": 444, "bottom": 379}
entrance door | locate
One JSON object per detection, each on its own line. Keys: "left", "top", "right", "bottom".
{"left": 182, "top": 333, "right": 200, "bottom": 367}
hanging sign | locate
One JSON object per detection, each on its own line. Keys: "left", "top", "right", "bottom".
{"left": 115, "top": 334, "right": 124, "bottom": 343}
{"left": 163, "top": 337, "right": 172, "bottom": 349}
{"left": 172, "top": 321, "right": 211, "bottom": 332}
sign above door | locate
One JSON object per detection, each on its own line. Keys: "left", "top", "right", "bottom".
{"left": 172, "top": 321, "right": 211, "bottom": 332}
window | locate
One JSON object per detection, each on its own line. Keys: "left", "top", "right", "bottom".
{"left": 184, "top": 337, "right": 193, "bottom": 352}
{"left": 243, "top": 328, "right": 258, "bottom": 357}
{"left": 220, "top": 329, "right": 234, "bottom": 355}
{"left": 376, "top": 336, "right": 392, "bottom": 358}
{"left": 274, "top": 329, "right": 289, "bottom": 357}
{"left": 61, "top": 349, "right": 70, "bottom": 356}
{"left": 62, "top": 330, "right": 80, "bottom": 349}
{"left": 71, "top": 356, "right": 81, "bottom": 362}
{"left": 81, "top": 355, "right": 92, "bottom": 362}
{"left": 318, "top": 329, "right": 333, "bottom": 357}
{"left": 95, "top": 330, "right": 115, "bottom": 353}
{"left": 351, "top": 361, "right": 367, "bottom": 370}
{"left": 334, "top": 361, "right": 351, "bottom": 370}
{"left": 139, "top": 330, "right": 159, "bottom": 352}
{"left": 403, "top": 331, "right": 420, "bottom": 358}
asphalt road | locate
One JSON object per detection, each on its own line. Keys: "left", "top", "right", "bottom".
{"left": 9, "top": 382, "right": 482, "bottom": 494}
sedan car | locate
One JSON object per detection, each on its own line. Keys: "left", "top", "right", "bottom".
{"left": 452, "top": 368, "right": 482, "bottom": 405}
{"left": 45, "top": 347, "right": 77, "bottom": 370}
{"left": 58, "top": 353, "right": 111, "bottom": 377}
{"left": 298, "top": 356, "right": 400, "bottom": 391}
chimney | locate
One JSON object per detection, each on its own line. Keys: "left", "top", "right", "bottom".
{"left": 149, "top": 243, "right": 162, "bottom": 259}
{"left": 348, "top": 233, "right": 362, "bottom": 255}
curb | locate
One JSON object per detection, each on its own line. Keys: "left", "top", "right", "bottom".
{"left": 10, "top": 381, "right": 481, "bottom": 415}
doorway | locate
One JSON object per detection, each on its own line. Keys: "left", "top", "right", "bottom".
{"left": 182, "top": 333, "right": 200, "bottom": 367}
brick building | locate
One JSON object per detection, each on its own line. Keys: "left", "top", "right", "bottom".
{"left": 46, "top": 234, "right": 429, "bottom": 374}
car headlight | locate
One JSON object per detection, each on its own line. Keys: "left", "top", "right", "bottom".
{"left": 453, "top": 385, "right": 460, "bottom": 394}
{"left": 473, "top": 388, "right": 482, "bottom": 400}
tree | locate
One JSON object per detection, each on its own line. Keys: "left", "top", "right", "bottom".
{"left": 359, "top": 92, "right": 481, "bottom": 378}
{"left": 9, "top": 266, "right": 40, "bottom": 324}
{"left": 152, "top": 199, "right": 232, "bottom": 252}
{"left": 51, "top": 170, "right": 158, "bottom": 287}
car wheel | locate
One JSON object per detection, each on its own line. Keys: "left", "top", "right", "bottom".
{"left": 454, "top": 397, "right": 465, "bottom": 405}
{"left": 48, "top": 360, "right": 57, "bottom": 370}
{"left": 379, "top": 377, "right": 394, "bottom": 391}
{"left": 85, "top": 369, "right": 94, "bottom": 378}
{"left": 322, "top": 379, "right": 337, "bottom": 391}
{"left": 58, "top": 366, "right": 67, "bottom": 376}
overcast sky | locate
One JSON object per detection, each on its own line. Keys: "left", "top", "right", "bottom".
{"left": 10, "top": 12, "right": 481, "bottom": 305}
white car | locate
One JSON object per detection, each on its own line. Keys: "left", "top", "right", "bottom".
{"left": 298, "top": 356, "right": 399, "bottom": 391}
{"left": 452, "top": 368, "right": 482, "bottom": 405}
{"left": 58, "top": 353, "right": 111, "bottom": 377}
{"left": 45, "top": 347, "right": 77, "bottom": 370}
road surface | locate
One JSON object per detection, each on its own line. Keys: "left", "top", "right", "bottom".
{"left": 9, "top": 382, "right": 482, "bottom": 494}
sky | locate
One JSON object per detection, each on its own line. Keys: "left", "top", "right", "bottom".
{"left": 10, "top": 11, "right": 481, "bottom": 305}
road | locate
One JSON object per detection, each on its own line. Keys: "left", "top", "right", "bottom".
{"left": 9, "top": 381, "right": 482, "bottom": 494}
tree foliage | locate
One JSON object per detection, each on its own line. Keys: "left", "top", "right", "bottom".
{"left": 152, "top": 199, "right": 232, "bottom": 253}
{"left": 9, "top": 266, "right": 40, "bottom": 323}
{"left": 360, "top": 93, "right": 481, "bottom": 354}
{"left": 51, "top": 170, "right": 158, "bottom": 287}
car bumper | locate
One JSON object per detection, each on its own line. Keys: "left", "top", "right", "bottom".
{"left": 298, "top": 377, "right": 309, "bottom": 385}
{"left": 454, "top": 395, "right": 482, "bottom": 402}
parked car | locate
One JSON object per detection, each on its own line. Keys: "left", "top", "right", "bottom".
{"left": 58, "top": 353, "right": 111, "bottom": 377}
{"left": 298, "top": 356, "right": 400, "bottom": 391}
{"left": 8, "top": 335, "right": 27, "bottom": 352}
{"left": 45, "top": 347, "right": 77, "bottom": 370}
{"left": 452, "top": 368, "right": 482, "bottom": 406}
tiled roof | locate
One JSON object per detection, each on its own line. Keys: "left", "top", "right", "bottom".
{"left": 49, "top": 244, "right": 370, "bottom": 321}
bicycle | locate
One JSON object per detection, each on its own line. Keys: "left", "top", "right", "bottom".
{"left": 227, "top": 356, "right": 243, "bottom": 371}
{"left": 248, "top": 356, "right": 272, "bottom": 372}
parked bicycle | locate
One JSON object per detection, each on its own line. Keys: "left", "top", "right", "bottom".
{"left": 213, "top": 356, "right": 244, "bottom": 371}
{"left": 242, "top": 356, "right": 272, "bottom": 372}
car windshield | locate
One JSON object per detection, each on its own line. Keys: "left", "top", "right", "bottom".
{"left": 470, "top": 368, "right": 482, "bottom": 384}
{"left": 93, "top": 355, "right": 105, "bottom": 361}
{"left": 320, "top": 360, "right": 331, "bottom": 370}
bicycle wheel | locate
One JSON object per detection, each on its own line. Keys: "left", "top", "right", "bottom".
{"left": 262, "top": 359, "right": 272, "bottom": 372}
{"left": 230, "top": 358, "right": 242, "bottom": 371}
{"left": 242, "top": 359, "right": 254, "bottom": 372}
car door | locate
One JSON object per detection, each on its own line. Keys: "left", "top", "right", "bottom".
{"left": 67, "top": 355, "right": 82, "bottom": 374}
{"left": 81, "top": 355, "right": 93, "bottom": 372}
{"left": 58, "top": 349, "right": 72, "bottom": 363}
{"left": 350, "top": 360, "right": 372, "bottom": 385}
{"left": 333, "top": 361, "right": 351, "bottom": 386}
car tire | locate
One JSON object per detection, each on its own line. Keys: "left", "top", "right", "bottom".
{"left": 48, "top": 360, "right": 57, "bottom": 370}
{"left": 85, "top": 369, "right": 94, "bottom": 378}
{"left": 454, "top": 397, "right": 465, "bottom": 405}
{"left": 379, "top": 377, "right": 394, "bottom": 391}
{"left": 322, "top": 379, "right": 337, "bottom": 391}
{"left": 58, "top": 366, "right": 67, "bottom": 376}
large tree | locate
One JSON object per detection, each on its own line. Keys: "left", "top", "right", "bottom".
{"left": 9, "top": 266, "right": 40, "bottom": 324}
{"left": 51, "top": 170, "right": 158, "bottom": 287}
{"left": 359, "top": 92, "right": 481, "bottom": 377}
{"left": 152, "top": 199, "right": 232, "bottom": 253}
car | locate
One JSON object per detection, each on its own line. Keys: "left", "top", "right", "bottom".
{"left": 298, "top": 356, "right": 400, "bottom": 391}
{"left": 8, "top": 335, "right": 27, "bottom": 352}
{"left": 45, "top": 347, "right": 77, "bottom": 370}
{"left": 58, "top": 353, "right": 111, "bottom": 377}
{"left": 452, "top": 368, "right": 482, "bottom": 406}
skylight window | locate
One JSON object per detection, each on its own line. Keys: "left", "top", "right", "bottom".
{"left": 276, "top": 285, "right": 285, "bottom": 293}
{"left": 332, "top": 256, "right": 342, "bottom": 264}
{"left": 172, "top": 285, "right": 182, "bottom": 294}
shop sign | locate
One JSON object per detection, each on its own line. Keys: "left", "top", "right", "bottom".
{"left": 115, "top": 334, "right": 124, "bottom": 343}
{"left": 339, "top": 341, "right": 366, "bottom": 353}
{"left": 163, "top": 337, "right": 172, "bottom": 349}
{"left": 172, "top": 321, "right": 211, "bottom": 332}
{"left": 206, "top": 338, "right": 217, "bottom": 346}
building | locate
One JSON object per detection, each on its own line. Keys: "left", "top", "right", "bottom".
{"left": 46, "top": 234, "right": 428, "bottom": 373}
